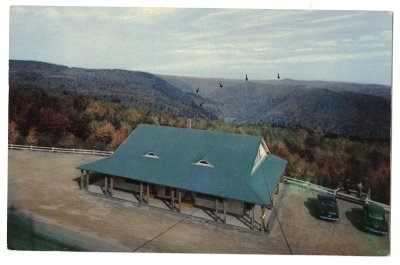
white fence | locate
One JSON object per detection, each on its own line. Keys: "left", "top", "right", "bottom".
{"left": 8, "top": 144, "right": 113, "bottom": 156}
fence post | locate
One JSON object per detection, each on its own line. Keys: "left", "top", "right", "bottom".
{"left": 92, "top": 150, "right": 95, "bottom": 155}
{"left": 52, "top": 147, "right": 54, "bottom": 153}
{"left": 10, "top": 144, "right": 13, "bottom": 150}
{"left": 30, "top": 145, "right": 32, "bottom": 151}
{"left": 73, "top": 148, "right": 75, "bottom": 153}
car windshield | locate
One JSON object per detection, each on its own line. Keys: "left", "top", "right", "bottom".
{"left": 366, "top": 204, "right": 385, "bottom": 221}
{"left": 368, "top": 212, "right": 384, "bottom": 221}
{"left": 320, "top": 198, "right": 336, "bottom": 207}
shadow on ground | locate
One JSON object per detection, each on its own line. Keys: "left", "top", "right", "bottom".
{"left": 7, "top": 207, "right": 83, "bottom": 251}
{"left": 73, "top": 176, "right": 80, "bottom": 187}
{"left": 345, "top": 208, "right": 386, "bottom": 236}
{"left": 345, "top": 208, "right": 366, "bottom": 232}
{"left": 304, "top": 197, "right": 319, "bottom": 219}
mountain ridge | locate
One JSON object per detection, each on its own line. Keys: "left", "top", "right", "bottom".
{"left": 9, "top": 60, "right": 218, "bottom": 120}
{"left": 9, "top": 59, "right": 391, "bottom": 139}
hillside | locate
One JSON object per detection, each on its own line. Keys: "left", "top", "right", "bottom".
{"left": 160, "top": 74, "right": 391, "bottom": 139}
{"left": 9, "top": 60, "right": 218, "bottom": 120}
{"left": 9, "top": 60, "right": 391, "bottom": 139}
{"left": 159, "top": 74, "right": 391, "bottom": 100}
{"left": 263, "top": 89, "right": 391, "bottom": 139}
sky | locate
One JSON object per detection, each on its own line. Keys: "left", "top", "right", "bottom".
{"left": 9, "top": 6, "right": 393, "bottom": 85}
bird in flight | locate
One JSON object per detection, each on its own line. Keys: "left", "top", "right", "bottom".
{"left": 196, "top": 87, "right": 199, "bottom": 93}
{"left": 219, "top": 82, "right": 223, "bottom": 88}
{"left": 200, "top": 101, "right": 204, "bottom": 107}
{"left": 245, "top": 74, "right": 248, "bottom": 82}
{"left": 277, "top": 73, "right": 280, "bottom": 79}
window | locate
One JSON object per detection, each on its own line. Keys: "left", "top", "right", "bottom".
{"left": 193, "top": 159, "right": 215, "bottom": 168}
{"left": 142, "top": 152, "right": 159, "bottom": 159}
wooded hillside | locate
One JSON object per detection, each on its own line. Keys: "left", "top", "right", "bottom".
{"left": 8, "top": 86, "right": 390, "bottom": 204}
{"left": 10, "top": 60, "right": 391, "bottom": 139}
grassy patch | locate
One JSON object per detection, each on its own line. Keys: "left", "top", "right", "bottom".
{"left": 7, "top": 213, "right": 83, "bottom": 251}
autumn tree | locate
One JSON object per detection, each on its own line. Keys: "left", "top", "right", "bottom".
{"left": 108, "top": 124, "right": 130, "bottom": 150}
{"left": 96, "top": 122, "right": 115, "bottom": 144}
{"left": 26, "top": 127, "right": 39, "bottom": 145}
{"left": 58, "top": 133, "right": 77, "bottom": 148}
{"left": 85, "top": 101, "right": 106, "bottom": 120}
{"left": 38, "top": 107, "right": 71, "bottom": 135}
{"left": 270, "top": 141, "right": 289, "bottom": 158}
{"left": 8, "top": 121, "right": 21, "bottom": 144}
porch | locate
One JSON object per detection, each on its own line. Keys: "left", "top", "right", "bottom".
{"left": 80, "top": 170, "right": 281, "bottom": 233}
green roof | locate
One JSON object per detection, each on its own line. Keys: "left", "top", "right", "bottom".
{"left": 78, "top": 124, "right": 287, "bottom": 205}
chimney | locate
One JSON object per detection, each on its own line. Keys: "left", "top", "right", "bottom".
{"left": 187, "top": 119, "right": 192, "bottom": 129}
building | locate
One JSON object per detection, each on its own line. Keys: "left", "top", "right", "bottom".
{"left": 77, "top": 124, "right": 287, "bottom": 232}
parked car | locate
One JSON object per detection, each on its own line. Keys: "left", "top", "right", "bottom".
{"left": 317, "top": 193, "right": 339, "bottom": 221}
{"left": 363, "top": 202, "right": 388, "bottom": 234}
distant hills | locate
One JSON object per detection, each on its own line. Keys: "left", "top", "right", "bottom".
{"left": 9, "top": 60, "right": 391, "bottom": 139}
{"left": 9, "top": 60, "right": 218, "bottom": 120}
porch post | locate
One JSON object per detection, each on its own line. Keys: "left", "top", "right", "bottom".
{"left": 178, "top": 189, "right": 182, "bottom": 213}
{"left": 251, "top": 205, "right": 255, "bottom": 230}
{"left": 104, "top": 176, "right": 108, "bottom": 195}
{"left": 266, "top": 217, "right": 270, "bottom": 231}
{"left": 110, "top": 176, "right": 113, "bottom": 196}
{"left": 85, "top": 170, "right": 89, "bottom": 191}
{"left": 140, "top": 182, "right": 143, "bottom": 204}
{"left": 215, "top": 198, "right": 218, "bottom": 221}
{"left": 80, "top": 169, "right": 84, "bottom": 190}
{"left": 170, "top": 188, "right": 175, "bottom": 210}
{"left": 146, "top": 183, "right": 150, "bottom": 204}
{"left": 261, "top": 206, "right": 266, "bottom": 232}
{"left": 223, "top": 199, "right": 227, "bottom": 223}
{"left": 270, "top": 196, "right": 274, "bottom": 209}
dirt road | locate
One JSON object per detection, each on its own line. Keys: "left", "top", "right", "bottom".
{"left": 7, "top": 150, "right": 389, "bottom": 255}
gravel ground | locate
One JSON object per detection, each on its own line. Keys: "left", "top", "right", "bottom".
{"left": 7, "top": 150, "right": 390, "bottom": 255}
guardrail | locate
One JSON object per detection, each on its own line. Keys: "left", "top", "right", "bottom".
{"left": 284, "top": 176, "right": 335, "bottom": 193}
{"left": 8, "top": 144, "right": 113, "bottom": 156}
{"left": 283, "top": 176, "right": 390, "bottom": 213}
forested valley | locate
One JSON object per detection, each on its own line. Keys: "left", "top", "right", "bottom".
{"left": 8, "top": 86, "right": 390, "bottom": 204}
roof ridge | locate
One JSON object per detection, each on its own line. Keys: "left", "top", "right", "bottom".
{"left": 138, "top": 123, "right": 262, "bottom": 139}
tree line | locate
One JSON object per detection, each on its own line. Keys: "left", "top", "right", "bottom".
{"left": 8, "top": 86, "right": 390, "bottom": 204}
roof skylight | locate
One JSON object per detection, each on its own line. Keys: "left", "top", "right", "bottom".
{"left": 193, "top": 160, "right": 215, "bottom": 168}
{"left": 143, "top": 152, "right": 159, "bottom": 159}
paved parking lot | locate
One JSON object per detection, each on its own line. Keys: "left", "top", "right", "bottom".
{"left": 8, "top": 150, "right": 390, "bottom": 255}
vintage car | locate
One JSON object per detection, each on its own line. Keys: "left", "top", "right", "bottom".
{"left": 317, "top": 193, "right": 339, "bottom": 221}
{"left": 363, "top": 202, "right": 388, "bottom": 234}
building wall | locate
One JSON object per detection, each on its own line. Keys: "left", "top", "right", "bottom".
{"left": 108, "top": 176, "right": 247, "bottom": 215}
{"left": 154, "top": 185, "right": 169, "bottom": 198}
{"left": 113, "top": 177, "right": 140, "bottom": 192}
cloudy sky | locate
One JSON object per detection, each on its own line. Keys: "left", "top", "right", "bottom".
{"left": 9, "top": 6, "right": 392, "bottom": 85}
